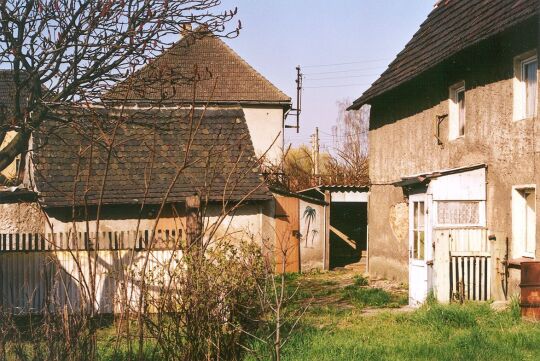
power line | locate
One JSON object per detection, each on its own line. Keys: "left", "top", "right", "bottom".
{"left": 303, "top": 66, "right": 386, "bottom": 76}
{"left": 304, "top": 83, "right": 371, "bottom": 89}
{"left": 304, "top": 74, "right": 381, "bottom": 81}
{"left": 302, "top": 58, "right": 390, "bottom": 68}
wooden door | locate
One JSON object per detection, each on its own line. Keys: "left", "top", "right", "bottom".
{"left": 275, "top": 196, "right": 300, "bottom": 273}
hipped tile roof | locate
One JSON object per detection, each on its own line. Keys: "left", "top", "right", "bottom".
{"left": 32, "top": 107, "right": 271, "bottom": 207}
{"left": 349, "top": 0, "right": 538, "bottom": 109}
{"left": 105, "top": 29, "right": 291, "bottom": 106}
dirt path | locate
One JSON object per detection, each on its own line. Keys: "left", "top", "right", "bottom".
{"left": 294, "top": 267, "right": 410, "bottom": 315}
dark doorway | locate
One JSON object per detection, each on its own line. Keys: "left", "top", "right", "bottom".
{"left": 329, "top": 202, "right": 367, "bottom": 269}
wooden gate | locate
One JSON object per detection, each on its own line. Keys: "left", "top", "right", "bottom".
{"left": 275, "top": 196, "right": 300, "bottom": 273}
{"left": 433, "top": 228, "right": 491, "bottom": 301}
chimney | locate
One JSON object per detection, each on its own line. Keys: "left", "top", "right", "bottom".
{"left": 181, "top": 23, "right": 192, "bottom": 37}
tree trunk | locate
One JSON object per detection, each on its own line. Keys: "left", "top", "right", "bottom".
{"left": 0, "top": 130, "right": 30, "bottom": 176}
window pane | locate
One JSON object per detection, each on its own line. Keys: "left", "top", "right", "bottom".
{"left": 458, "top": 89, "right": 465, "bottom": 135}
{"left": 437, "top": 201, "right": 479, "bottom": 225}
{"left": 418, "top": 202, "right": 424, "bottom": 228}
{"left": 418, "top": 231, "right": 425, "bottom": 260}
{"left": 414, "top": 202, "right": 419, "bottom": 229}
{"left": 525, "top": 60, "right": 537, "bottom": 118}
{"left": 525, "top": 190, "right": 536, "bottom": 255}
{"left": 413, "top": 231, "right": 419, "bottom": 258}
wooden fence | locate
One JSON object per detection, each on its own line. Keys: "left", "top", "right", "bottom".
{"left": 0, "top": 228, "right": 183, "bottom": 252}
{"left": 0, "top": 229, "right": 185, "bottom": 314}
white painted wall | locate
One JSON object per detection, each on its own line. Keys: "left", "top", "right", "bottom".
{"left": 299, "top": 200, "right": 325, "bottom": 271}
{"left": 242, "top": 106, "right": 284, "bottom": 165}
{"left": 44, "top": 202, "right": 275, "bottom": 246}
{"left": 429, "top": 168, "right": 486, "bottom": 201}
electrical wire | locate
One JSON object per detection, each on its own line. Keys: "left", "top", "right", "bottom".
{"left": 302, "top": 58, "right": 390, "bottom": 68}
{"left": 304, "top": 74, "right": 381, "bottom": 81}
{"left": 303, "top": 66, "right": 387, "bottom": 76}
{"left": 304, "top": 83, "right": 371, "bottom": 89}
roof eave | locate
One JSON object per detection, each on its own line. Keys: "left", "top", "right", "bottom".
{"left": 102, "top": 98, "right": 292, "bottom": 110}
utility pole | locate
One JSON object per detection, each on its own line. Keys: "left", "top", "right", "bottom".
{"left": 311, "top": 127, "right": 320, "bottom": 179}
{"left": 285, "top": 66, "right": 302, "bottom": 133}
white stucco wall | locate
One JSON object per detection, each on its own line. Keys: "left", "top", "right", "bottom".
{"left": 42, "top": 202, "right": 275, "bottom": 247}
{"left": 299, "top": 200, "right": 325, "bottom": 271}
{"left": 242, "top": 106, "right": 284, "bottom": 165}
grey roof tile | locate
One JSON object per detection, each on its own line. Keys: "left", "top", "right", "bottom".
{"left": 32, "top": 107, "right": 271, "bottom": 207}
{"left": 350, "top": 0, "right": 538, "bottom": 109}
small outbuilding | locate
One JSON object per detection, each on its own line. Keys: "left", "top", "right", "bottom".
{"left": 271, "top": 184, "right": 369, "bottom": 273}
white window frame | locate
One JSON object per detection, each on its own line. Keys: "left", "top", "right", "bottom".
{"left": 513, "top": 50, "right": 538, "bottom": 121}
{"left": 449, "top": 81, "right": 466, "bottom": 140}
{"left": 512, "top": 185, "right": 536, "bottom": 259}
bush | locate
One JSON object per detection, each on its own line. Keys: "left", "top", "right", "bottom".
{"left": 142, "top": 240, "right": 267, "bottom": 361}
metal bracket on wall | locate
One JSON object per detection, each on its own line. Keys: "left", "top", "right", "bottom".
{"left": 435, "top": 114, "right": 448, "bottom": 147}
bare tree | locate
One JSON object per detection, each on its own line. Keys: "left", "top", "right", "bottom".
{"left": 327, "top": 99, "right": 369, "bottom": 186}
{"left": 0, "top": 0, "right": 240, "bottom": 184}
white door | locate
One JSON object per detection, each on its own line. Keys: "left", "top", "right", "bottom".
{"left": 409, "top": 193, "right": 432, "bottom": 306}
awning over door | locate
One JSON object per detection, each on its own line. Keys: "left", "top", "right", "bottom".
{"left": 393, "top": 164, "right": 486, "bottom": 199}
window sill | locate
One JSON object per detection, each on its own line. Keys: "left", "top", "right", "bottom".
{"left": 513, "top": 116, "right": 537, "bottom": 122}
{"left": 448, "top": 135, "right": 465, "bottom": 142}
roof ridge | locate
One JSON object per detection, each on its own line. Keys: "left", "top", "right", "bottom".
{"left": 350, "top": 0, "right": 538, "bottom": 109}
{"left": 211, "top": 36, "right": 291, "bottom": 101}
{"left": 105, "top": 26, "right": 291, "bottom": 105}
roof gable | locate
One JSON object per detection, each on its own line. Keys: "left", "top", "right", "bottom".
{"left": 350, "top": 0, "right": 538, "bottom": 109}
{"left": 31, "top": 107, "right": 271, "bottom": 207}
{"left": 106, "top": 30, "right": 291, "bottom": 106}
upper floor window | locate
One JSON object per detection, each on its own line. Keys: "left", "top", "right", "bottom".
{"left": 449, "top": 81, "right": 466, "bottom": 140}
{"left": 514, "top": 51, "right": 538, "bottom": 120}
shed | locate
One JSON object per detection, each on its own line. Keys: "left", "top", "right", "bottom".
{"left": 299, "top": 185, "right": 369, "bottom": 269}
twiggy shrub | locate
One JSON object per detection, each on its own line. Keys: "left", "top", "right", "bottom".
{"left": 142, "top": 240, "right": 266, "bottom": 361}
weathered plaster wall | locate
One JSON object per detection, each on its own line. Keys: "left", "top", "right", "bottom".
{"left": 242, "top": 106, "right": 284, "bottom": 165}
{"left": 368, "top": 186, "right": 409, "bottom": 282}
{"left": 367, "top": 22, "right": 538, "bottom": 298}
{"left": 0, "top": 202, "right": 45, "bottom": 233}
{"left": 45, "top": 201, "right": 275, "bottom": 246}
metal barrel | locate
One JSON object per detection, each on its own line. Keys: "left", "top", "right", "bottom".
{"left": 520, "top": 261, "right": 540, "bottom": 321}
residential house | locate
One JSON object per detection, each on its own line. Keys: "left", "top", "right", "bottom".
{"left": 104, "top": 27, "right": 292, "bottom": 165}
{"left": 0, "top": 27, "right": 296, "bottom": 312}
{"left": 349, "top": 0, "right": 539, "bottom": 304}
{"left": 0, "top": 106, "right": 274, "bottom": 312}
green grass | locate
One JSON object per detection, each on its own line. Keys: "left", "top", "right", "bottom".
{"left": 7, "top": 271, "right": 539, "bottom": 361}
{"left": 244, "top": 271, "right": 540, "bottom": 361}
{"left": 352, "top": 274, "right": 369, "bottom": 287}
{"left": 268, "top": 301, "right": 540, "bottom": 361}
{"left": 342, "top": 286, "right": 408, "bottom": 308}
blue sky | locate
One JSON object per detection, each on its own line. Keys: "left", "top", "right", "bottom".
{"left": 218, "top": 0, "right": 434, "bottom": 149}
